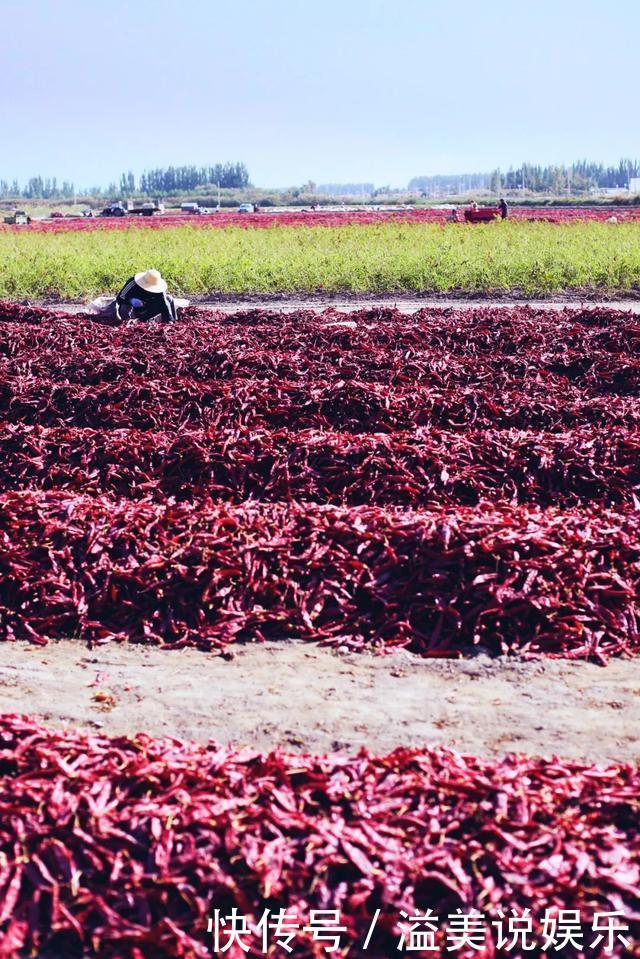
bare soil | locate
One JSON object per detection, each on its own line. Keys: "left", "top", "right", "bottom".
{"left": 186, "top": 289, "right": 640, "bottom": 306}
{"left": 1, "top": 640, "right": 638, "bottom": 762}
{"left": 34, "top": 295, "right": 640, "bottom": 315}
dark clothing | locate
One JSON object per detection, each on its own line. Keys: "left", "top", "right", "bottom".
{"left": 499, "top": 199, "right": 508, "bottom": 220}
{"left": 115, "top": 276, "right": 177, "bottom": 322}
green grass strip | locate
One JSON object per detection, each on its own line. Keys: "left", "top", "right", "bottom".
{"left": 1, "top": 220, "right": 640, "bottom": 298}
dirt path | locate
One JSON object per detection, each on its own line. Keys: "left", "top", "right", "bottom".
{"left": 185, "top": 295, "right": 640, "bottom": 313}
{"left": 38, "top": 295, "right": 640, "bottom": 314}
{"left": 1, "top": 640, "right": 637, "bottom": 762}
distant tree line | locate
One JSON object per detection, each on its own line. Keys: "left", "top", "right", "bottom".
{"left": 137, "top": 163, "right": 250, "bottom": 194}
{"left": 0, "top": 162, "right": 251, "bottom": 199}
{"left": 3, "top": 158, "right": 639, "bottom": 201}
{"left": 0, "top": 177, "right": 76, "bottom": 199}
{"left": 410, "top": 159, "right": 640, "bottom": 195}
{"left": 493, "top": 160, "right": 640, "bottom": 193}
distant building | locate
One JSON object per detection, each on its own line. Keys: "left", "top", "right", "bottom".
{"left": 629, "top": 177, "right": 640, "bottom": 193}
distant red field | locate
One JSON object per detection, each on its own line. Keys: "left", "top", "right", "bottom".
{"left": 3, "top": 205, "right": 640, "bottom": 232}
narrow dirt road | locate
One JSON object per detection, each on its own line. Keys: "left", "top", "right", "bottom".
{"left": 41, "top": 296, "right": 640, "bottom": 314}
{"left": 1, "top": 640, "right": 637, "bottom": 762}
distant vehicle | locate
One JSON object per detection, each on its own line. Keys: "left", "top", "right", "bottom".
{"left": 238, "top": 203, "right": 255, "bottom": 213}
{"left": 50, "top": 211, "right": 64, "bottom": 218}
{"left": 100, "top": 203, "right": 127, "bottom": 218}
{"left": 464, "top": 206, "right": 500, "bottom": 223}
{"left": 3, "top": 210, "right": 31, "bottom": 225}
{"left": 180, "top": 202, "right": 204, "bottom": 214}
{"left": 127, "top": 199, "right": 165, "bottom": 216}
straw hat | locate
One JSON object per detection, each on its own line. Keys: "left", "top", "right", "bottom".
{"left": 135, "top": 269, "right": 168, "bottom": 294}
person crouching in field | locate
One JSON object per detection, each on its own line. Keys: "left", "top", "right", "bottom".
{"left": 115, "top": 269, "right": 178, "bottom": 321}
{"left": 90, "top": 269, "right": 188, "bottom": 322}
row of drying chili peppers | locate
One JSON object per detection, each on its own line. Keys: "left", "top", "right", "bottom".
{"left": 0, "top": 491, "right": 638, "bottom": 661}
{"left": 3, "top": 304, "right": 640, "bottom": 438}
{"left": 0, "top": 424, "right": 638, "bottom": 508}
{"left": 3, "top": 301, "right": 639, "bottom": 360}
{"left": 2, "top": 373, "right": 638, "bottom": 433}
{"left": 3, "top": 203, "right": 640, "bottom": 234}
{"left": 0, "top": 714, "right": 638, "bottom": 958}
{"left": 4, "top": 339, "right": 639, "bottom": 395}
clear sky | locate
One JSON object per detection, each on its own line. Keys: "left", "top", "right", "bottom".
{"left": 1, "top": 0, "right": 638, "bottom": 189}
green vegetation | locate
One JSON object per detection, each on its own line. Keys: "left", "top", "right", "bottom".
{"left": 2, "top": 221, "right": 640, "bottom": 299}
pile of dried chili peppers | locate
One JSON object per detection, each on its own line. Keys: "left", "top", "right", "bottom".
{"left": 0, "top": 492, "right": 638, "bottom": 660}
{"left": 0, "top": 300, "right": 639, "bottom": 661}
{"left": 0, "top": 424, "right": 638, "bottom": 506}
{"left": 2, "top": 303, "right": 640, "bottom": 437}
{"left": 0, "top": 715, "right": 638, "bottom": 958}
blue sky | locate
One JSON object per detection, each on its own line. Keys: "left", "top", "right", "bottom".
{"left": 1, "top": 0, "right": 638, "bottom": 189}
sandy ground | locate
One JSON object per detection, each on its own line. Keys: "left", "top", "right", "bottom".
{"left": 1, "top": 640, "right": 638, "bottom": 762}
{"left": 39, "top": 296, "right": 640, "bottom": 314}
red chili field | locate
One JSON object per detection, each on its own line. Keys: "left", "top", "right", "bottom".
{"left": 3, "top": 205, "right": 640, "bottom": 233}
